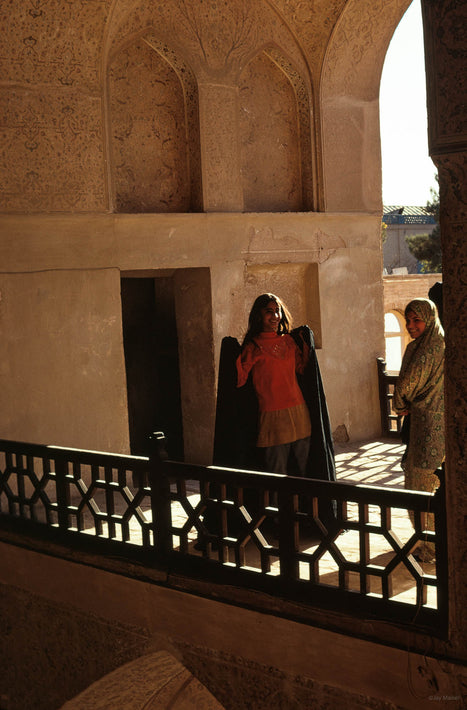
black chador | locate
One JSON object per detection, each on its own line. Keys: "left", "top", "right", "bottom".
{"left": 197, "top": 326, "right": 336, "bottom": 545}
{"left": 213, "top": 325, "right": 336, "bottom": 484}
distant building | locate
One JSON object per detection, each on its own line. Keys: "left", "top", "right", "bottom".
{"left": 382, "top": 205, "right": 436, "bottom": 274}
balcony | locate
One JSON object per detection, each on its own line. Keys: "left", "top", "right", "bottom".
{"left": 0, "top": 433, "right": 447, "bottom": 641}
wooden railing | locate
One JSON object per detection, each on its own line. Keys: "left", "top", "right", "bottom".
{"left": 0, "top": 435, "right": 447, "bottom": 636}
{"left": 377, "top": 357, "right": 402, "bottom": 438}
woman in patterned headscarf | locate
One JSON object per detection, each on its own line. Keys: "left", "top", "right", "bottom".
{"left": 394, "top": 298, "right": 444, "bottom": 562}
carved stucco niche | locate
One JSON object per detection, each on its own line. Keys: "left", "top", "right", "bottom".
{"left": 104, "top": 0, "right": 309, "bottom": 84}
{"left": 107, "top": 36, "right": 201, "bottom": 213}
{"left": 239, "top": 47, "right": 314, "bottom": 212}
{"left": 268, "top": 0, "right": 344, "bottom": 78}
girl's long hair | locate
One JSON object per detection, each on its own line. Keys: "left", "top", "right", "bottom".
{"left": 242, "top": 293, "right": 292, "bottom": 346}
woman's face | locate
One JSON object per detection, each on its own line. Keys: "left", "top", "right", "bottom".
{"left": 405, "top": 310, "right": 426, "bottom": 339}
{"left": 261, "top": 300, "right": 282, "bottom": 332}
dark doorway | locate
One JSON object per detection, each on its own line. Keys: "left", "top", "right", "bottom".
{"left": 121, "top": 277, "right": 184, "bottom": 459}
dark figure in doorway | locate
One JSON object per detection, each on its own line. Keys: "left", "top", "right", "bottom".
{"left": 428, "top": 281, "right": 443, "bottom": 326}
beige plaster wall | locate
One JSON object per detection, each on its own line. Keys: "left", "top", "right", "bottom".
{"left": 319, "top": 246, "right": 385, "bottom": 441}
{"left": 0, "top": 0, "right": 402, "bottom": 458}
{"left": 0, "top": 211, "right": 384, "bottom": 457}
{"left": 173, "top": 268, "right": 216, "bottom": 464}
{"left": 320, "top": 0, "right": 411, "bottom": 212}
{"left": 0, "top": 268, "right": 129, "bottom": 452}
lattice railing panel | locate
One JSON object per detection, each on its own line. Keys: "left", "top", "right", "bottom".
{"left": 0, "top": 443, "right": 153, "bottom": 548}
{"left": 0, "top": 438, "right": 447, "bottom": 634}
{"left": 0, "top": 451, "right": 59, "bottom": 525}
{"left": 169, "top": 476, "right": 282, "bottom": 574}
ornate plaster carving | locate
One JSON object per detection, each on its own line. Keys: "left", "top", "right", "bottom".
{"left": 423, "top": 0, "right": 467, "bottom": 153}
{"left": 105, "top": 0, "right": 309, "bottom": 84}
{"left": 322, "top": 0, "right": 410, "bottom": 100}
{"left": 0, "top": 89, "right": 105, "bottom": 211}
{"left": 0, "top": 0, "right": 110, "bottom": 90}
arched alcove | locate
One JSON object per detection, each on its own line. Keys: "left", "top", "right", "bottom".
{"left": 239, "top": 51, "right": 301, "bottom": 212}
{"left": 108, "top": 38, "right": 196, "bottom": 213}
{"left": 239, "top": 48, "right": 314, "bottom": 212}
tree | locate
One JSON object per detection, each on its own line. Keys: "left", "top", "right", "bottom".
{"left": 405, "top": 180, "right": 442, "bottom": 273}
{"left": 381, "top": 220, "right": 388, "bottom": 244}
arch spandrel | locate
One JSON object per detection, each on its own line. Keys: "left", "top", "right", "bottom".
{"left": 103, "top": 0, "right": 310, "bottom": 85}
{"left": 322, "top": 0, "right": 411, "bottom": 101}
{"left": 269, "top": 0, "right": 345, "bottom": 78}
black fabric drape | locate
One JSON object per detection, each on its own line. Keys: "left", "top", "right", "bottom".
{"left": 290, "top": 325, "right": 336, "bottom": 483}
{"left": 212, "top": 336, "right": 260, "bottom": 471}
{"left": 202, "top": 328, "right": 336, "bottom": 545}
{"left": 213, "top": 326, "right": 335, "bottom": 484}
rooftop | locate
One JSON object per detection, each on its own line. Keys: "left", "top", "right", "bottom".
{"left": 383, "top": 205, "right": 436, "bottom": 225}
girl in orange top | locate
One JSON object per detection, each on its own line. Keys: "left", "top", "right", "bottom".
{"left": 236, "top": 293, "right": 311, "bottom": 475}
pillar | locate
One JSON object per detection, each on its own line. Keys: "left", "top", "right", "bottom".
{"left": 422, "top": 0, "right": 467, "bottom": 652}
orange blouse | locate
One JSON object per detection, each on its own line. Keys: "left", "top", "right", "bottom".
{"left": 236, "top": 332, "right": 308, "bottom": 412}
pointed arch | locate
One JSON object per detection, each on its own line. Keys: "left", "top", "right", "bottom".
{"left": 320, "top": 0, "right": 412, "bottom": 212}
{"left": 238, "top": 46, "right": 315, "bottom": 212}
{"left": 106, "top": 32, "right": 201, "bottom": 213}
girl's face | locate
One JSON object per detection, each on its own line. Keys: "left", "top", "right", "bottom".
{"left": 261, "top": 300, "right": 282, "bottom": 333}
{"left": 405, "top": 310, "right": 426, "bottom": 339}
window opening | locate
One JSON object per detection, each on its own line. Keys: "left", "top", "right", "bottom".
{"left": 384, "top": 311, "right": 403, "bottom": 372}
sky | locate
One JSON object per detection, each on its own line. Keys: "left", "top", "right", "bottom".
{"left": 379, "top": 0, "right": 438, "bottom": 207}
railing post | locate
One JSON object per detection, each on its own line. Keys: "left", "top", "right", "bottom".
{"left": 433, "top": 464, "right": 449, "bottom": 626}
{"left": 278, "top": 483, "right": 299, "bottom": 582}
{"left": 148, "top": 431, "right": 172, "bottom": 560}
{"left": 377, "top": 357, "right": 390, "bottom": 437}
{"left": 54, "top": 453, "right": 70, "bottom": 530}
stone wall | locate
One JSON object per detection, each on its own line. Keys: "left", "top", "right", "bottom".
{"left": 0, "top": 211, "right": 385, "bottom": 457}
{"left": 2, "top": 542, "right": 466, "bottom": 710}
{"left": 383, "top": 273, "right": 442, "bottom": 314}
{"left": 0, "top": 1, "right": 418, "bottom": 457}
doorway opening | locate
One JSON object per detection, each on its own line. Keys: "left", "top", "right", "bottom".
{"left": 121, "top": 276, "right": 184, "bottom": 459}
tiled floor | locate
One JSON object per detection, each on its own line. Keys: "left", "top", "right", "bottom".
{"left": 325, "top": 438, "right": 436, "bottom": 605}
{"left": 334, "top": 438, "right": 406, "bottom": 488}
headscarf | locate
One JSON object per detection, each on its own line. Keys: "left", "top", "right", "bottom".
{"left": 394, "top": 298, "right": 444, "bottom": 413}
{"left": 394, "top": 298, "right": 445, "bottom": 476}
